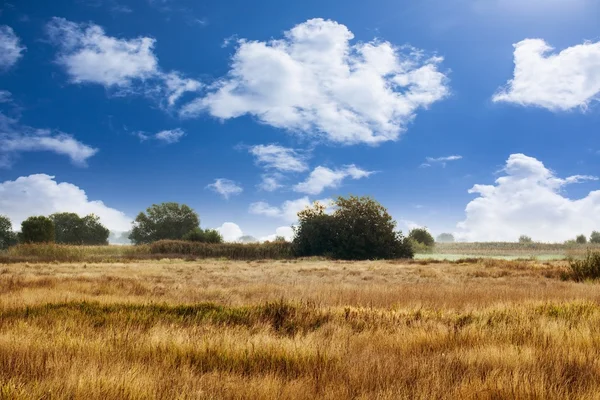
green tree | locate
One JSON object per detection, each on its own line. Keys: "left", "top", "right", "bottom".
{"left": 590, "top": 231, "right": 600, "bottom": 244}
{"left": 81, "top": 214, "right": 110, "bottom": 245}
{"left": 20, "top": 216, "right": 55, "bottom": 243}
{"left": 293, "top": 197, "right": 413, "bottom": 260}
{"left": 0, "top": 215, "right": 17, "bottom": 250}
{"left": 436, "top": 233, "right": 455, "bottom": 243}
{"left": 129, "top": 203, "right": 200, "bottom": 244}
{"left": 519, "top": 235, "right": 533, "bottom": 244}
{"left": 182, "top": 227, "right": 223, "bottom": 243}
{"left": 576, "top": 234, "right": 587, "bottom": 244}
{"left": 51, "top": 212, "right": 84, "bottom": 244}
{"left": 408, "top": 228, "right": 435, "bottom": 247}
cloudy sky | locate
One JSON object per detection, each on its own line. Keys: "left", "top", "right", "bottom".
{"left": 0, "top": 0, "right": 599, "bottom": 242}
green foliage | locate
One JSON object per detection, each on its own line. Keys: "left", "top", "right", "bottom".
{"left": 20, "top": 216, "right": 55, "bottom": 244}
{"left": 568, "top": 251, "right": 600, "bottom": 281}
{"left": 51, "top": 213, "right": 109, "bottom": 245}
{"left": 591, "top": 231, "right": 600, "bottom": 244}
{"left": 408, "top": 238, "right": 434, "bottom": 254}
{"left": 408, "top": 228, "right": 435, "bottom": 247}
{"left": 182, "top": 227, "right": 223, "bottom": 244}
{"left": 292, "top": 196, "right": 413, "bottom": 260}
{"left": 518, "top": 235, "right": 533, "bottom": 244}
{"left": 436, "top": 233, "right": 455, "bottom": 243}
{"left": 576, "top": 234, "right": 587, "bottom": 244}
{"left": 150, "top": 240, "right": 293, "bottom": 260}
{"left": 0, "top": 215, "right": 17, "bottom": 250}
{"left": 129, "top": 202, "right": 200, "bottom": 244}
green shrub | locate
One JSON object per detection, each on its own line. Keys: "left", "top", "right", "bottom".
{"left": 518, "top": 235, "right": 533, "bottom": 244}
{"left": 576, "top": 234, "right": 588, "bottom": 244}
{"left": 591, "top": 231, "right": 600, "bottom": 244}
{"left": 0, "top": 215, "right": 17, "bottom": 250}
{"left": 568, "top": 251, "right": 600, "bottom": 281}
{"left": 408, "top": 228, "right": 435, "bottom": 247}
{"left": 182, "top": 228, "right": 224, "bottom": 243}
{"left": 20, "top": 216, "right": 55, "bottom": 244}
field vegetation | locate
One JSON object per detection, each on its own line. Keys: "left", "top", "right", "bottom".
{"left": 0, "top": 258, "right": 600, "bottom": 399}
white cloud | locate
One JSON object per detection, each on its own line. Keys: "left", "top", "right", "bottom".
{"left": 155, "top": 128, "right": 185, "bottom": 143}
{"left": 457, "top": 153, "right": 600, "bottom": 242}
{"left": 181, "top": 18, "right": 449, "bottom": 145}
{"left": 259, "top": 226, "right": 295, "bottom": 242}
{"left": 206, "top": 178, "right": 243, "bottom": 199}
{"left": 249, "top": 144, "right": 308, "bottom": 172}
{"left": 0, "top": 25, "right": 25, "bottom": 71}
{"left": 249, "top": 196, "right": 332, "bottom": 223}
{"left": 217, "top": 222, "right": 243, "bottom": 242}
{"left": 257, "top": 174, "right": 284, "bottom": 192}
{"left": 0, "top": 113, "right": 97, "bottom": 167}
{"left": 0, "top": 90, "right": 12, "bottom": 103}
{"left": 46, "top": 18, "right": 201, "bottom": 107}
{"left": 293, "top": 164, "right": 374, "bottom": 195}
{"left": 421, "top": 155, "right": 462, "bottom": 168}
{"left": 493, "top": 39, "right": 600, "bottom": 111}
{"left": 0, "top": 174, "right": 132, "bottom": 231}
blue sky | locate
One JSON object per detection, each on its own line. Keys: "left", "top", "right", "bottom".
{"left": 0, "top": 0, "right": 599, "bottom": 242}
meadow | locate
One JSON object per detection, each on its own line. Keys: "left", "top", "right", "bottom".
{"left": 1, "top": 254, "right": 600, "bottom": 399}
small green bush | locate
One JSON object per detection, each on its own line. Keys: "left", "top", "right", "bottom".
{"left": 576, "top": 234, "right": 588, "bottom": 244}
{"left": 518, "top": 235, "right": 533, "bottom": 244}
{"left": 408, "top": 228, "right": 435, "bottom": 247}
{"left": 568, "top": 251, "right": 600, "bottom": 281}
{"left": 182, "top": 228, "right": 224, "bottom": 243}
{"left": 591, "top": 231, "right": 600, "bottom": 244}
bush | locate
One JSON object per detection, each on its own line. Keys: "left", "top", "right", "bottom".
{"left": 150, "top": 240, "right": 293, "bottom": 260}
{"left": 518, "top": 235, "right": 533, "bottom": 244}
{"left": 292, "top": 196, "right": 413, "bottom": 260}
{"left": 408, "top": 228, "right": 435, "bottom": 247}
{"left": 182, "top": 228, "right": 223, "bottom": 244}
{"left": 130, "top": 203, "right": 200, "bottom": 244}
{"left": 591, "top": 231, "right": 600, "bottom": 244}
{"left": 568, "top": 251, "right": 600, "bottom": 281}
{"left": 576, "top": 234, "right": 588, "bottom": 244}
{"left": 20, "top": 216, "right": 55, "bottom": 244}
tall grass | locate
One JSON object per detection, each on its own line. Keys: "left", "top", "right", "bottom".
{"left": 567, "top": 251, "right": 600, "bottom": 281}
{"left": 149, "top": 240, "right": 294, "bottom": 260}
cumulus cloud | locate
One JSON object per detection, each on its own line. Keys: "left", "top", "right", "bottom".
{"left": 0, "top": 174, "right": 132, "bottom": 231}
{"left": 249, "top": 144, "right": 308, "bottom": 172}
{"left": 293, "top": 165, "right": 374, "bottom": 195}
{"left": 217, "top": 222, "right": 243, "bottom": 242}
{"left": 457, "top": 153, "right": 600, "bottom": 242}
{"left": 0, "top": 113, "right": 97, "bottom": 167}
{"left": 257, "top": 174, "right": 284, "bottom": 192}
{"left": 249, "top": 196, "right": 332, "bottom": 223}
{"left": 420, "top": 155, "right": 462, "bottom": 168}
{"left": 181, "top": 18, "right": 449, "bottom": 145}
{"left": 206, "top": 178, "right": 243, "bottom": 199}
{"left": 0, "top": 25, "right": 25, "bottom": 71}
{"left": 46, "top": 18, "right": 201, "bottom": 107}
{"left": 493, "top": 39, "right": 600, "bottom": 111}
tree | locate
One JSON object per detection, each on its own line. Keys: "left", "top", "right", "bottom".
{"left": 81, "top": 214, "right": 110, "bottom": 245}
{"left": 51, "top": 212, "right": 109, "bottom": 245}
{"left": 0, "top": 215, "right": 17, "bottom": 250}
{"left": 129, "top": 203, "right": 200, "bottom": 244}
{"left": 408, "top": 228, "right": 435, "bottom": 247}
{"left": 293, "top": 196, "right": 413, "bottom": 260}
{"left": 436, "top": 233, "right": 455, "bottom": 243}
{"left": 182, "top": 227, "right": 223, "bottom": 243}
{"left": 20, "top": 216, "right": 55, "bottom": 243}
{"left": 519, "top": 235, "right": 533, "bottom": 244}
{"left": 576, "top": 234, "right": 587, "bottom": 244}
{"left": 591, "top": 231, "right": 600, "bottom": 244}
{"left": 238, "top": 235, "right": 258, "bottom": 244}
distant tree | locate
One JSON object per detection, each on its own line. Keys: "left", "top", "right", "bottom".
{"left": 293, "top": 196, "right": 413, "bottom": 260}
{"left": 518, "top": 235, "right": 533, "bottom": 244}
{"left": 238, "top": 235, "right": 258, "bottom": 244}
{"left": 20, "top": 216, "right": 55, "bottom": 244}
{"left": 81, "top": 214, "right": 110, "bottom": 245}
{"left": 274, "top": 236, "right": 287, "bottom": 242}
{"left": 182, "top": 227, "right": 223, "bottom": 243}
{"left": 51, "top": 212, "right": 109, "bottom": 245}
{"left": 591, "top": 231, "right": 600, "bottom": 244}
{"left": 408, "top": 228, "right": 435, "bottom": 247}
{"left": 436, "top": 233, "right": 455, "bottom": 243}
{"left": 576, "top": 234, "right": 588, "bottom": 244}
{"left": 0, "top": 215, "right": 17, "bottom": 250}
{"left": 129, "top": 203, "right": 200, "bottom": 244}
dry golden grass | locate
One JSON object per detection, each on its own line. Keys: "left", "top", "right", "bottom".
{"left": 1, "top": 258, "right": 600, "bottom": 399}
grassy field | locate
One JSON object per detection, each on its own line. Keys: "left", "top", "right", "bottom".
{"left": 1, "top": 257, "right": 600, "bottom": 399}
